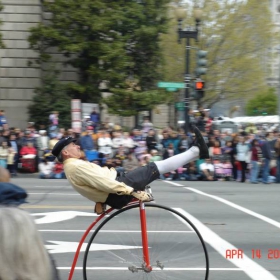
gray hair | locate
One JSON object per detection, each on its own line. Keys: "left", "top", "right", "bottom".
{"left": 0, "top": 207, "right": 52, "bottom": 280}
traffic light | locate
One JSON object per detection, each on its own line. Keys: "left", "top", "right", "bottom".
{"left": 195, "top": 79, "right": 205, "bottom": 99}
{"left": 196, "top": 50, "right": 207, "bottom": 77}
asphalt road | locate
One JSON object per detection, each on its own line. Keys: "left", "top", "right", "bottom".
{"left": 11, "top": 176, "right": 280, "bottom": 280}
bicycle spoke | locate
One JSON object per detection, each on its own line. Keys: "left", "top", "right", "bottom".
{"left": 83, "top": 203, "right": 209, "bottom": 280}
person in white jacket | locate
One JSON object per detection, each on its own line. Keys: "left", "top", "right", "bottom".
{"left": 236, "top": 136, "right": 250, "bottom": 183}
{"left": 122, "top": 132, "right": 136, "bottom": 153}
{"left": 112, "top": 132, "right": 125, "bottom": 153}
{"left": 98, "top": 131, "right": 113, "bottom": 156}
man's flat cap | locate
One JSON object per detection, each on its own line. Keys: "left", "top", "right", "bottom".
{"left": 52, "top": 137, "right": 76, "bottom": 157}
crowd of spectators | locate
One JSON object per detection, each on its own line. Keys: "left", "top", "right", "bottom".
{"left": 0, "top": 107, "right": 280, "bottom": 184}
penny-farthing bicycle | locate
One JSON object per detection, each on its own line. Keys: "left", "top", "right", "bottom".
{"left": 68, "top": 187, "right": 209, "bottom": 280}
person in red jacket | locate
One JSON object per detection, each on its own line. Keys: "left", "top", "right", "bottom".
{"left": 20, "top": 142, "right": 37, "bottom": 159}
{"left": 52, "top": 161, "right": 66, "bottom": 179}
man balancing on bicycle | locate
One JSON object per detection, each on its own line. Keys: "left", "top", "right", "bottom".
{"left": 51, "top": 126, "right": 209, "bottom": 212}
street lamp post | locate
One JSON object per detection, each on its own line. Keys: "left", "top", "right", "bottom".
{"left": 176, "top": 7, "right": 202, "bottom": 133}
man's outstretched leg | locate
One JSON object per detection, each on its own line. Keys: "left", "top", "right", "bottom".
{"left": 154, "top": 126, "right": 209, "bottom": 174}
{"left": 105, "top": 126, "right": 209, "bottom": 209}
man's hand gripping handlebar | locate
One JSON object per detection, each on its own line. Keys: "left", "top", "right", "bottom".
{"left": 130, "top": 189, "right": 154, "bottom": 202}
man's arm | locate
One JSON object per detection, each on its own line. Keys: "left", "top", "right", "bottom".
{"left": 73, "top": 162, "right": 134, "bottom": 195}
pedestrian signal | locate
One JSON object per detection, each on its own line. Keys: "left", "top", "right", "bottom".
{"left": 195, "top": 81, "right": 205, "bottom": 90}
{"left": 195, "top": 80, "right": 205, "bottom": 99}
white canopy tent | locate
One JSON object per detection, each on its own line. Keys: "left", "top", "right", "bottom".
{"left": 231, "top": 115, "right": 280, "bottom": 124}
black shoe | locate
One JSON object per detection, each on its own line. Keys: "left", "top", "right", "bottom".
{"left": 192, "top": 126, "right": 209, "bottom": 159}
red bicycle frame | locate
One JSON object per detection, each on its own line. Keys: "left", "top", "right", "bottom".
{"left": 68, "top": 199, "right": 151, "bottom": 280}
{"left": 67, "top": 207, "right": 114, "bottom": 280}
{"left": 139, "top": 201, "right": 152, "bottom": 272}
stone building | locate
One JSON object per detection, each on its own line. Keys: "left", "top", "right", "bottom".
{"left": 0, "top": 0, "right": 172, "bottom": 130}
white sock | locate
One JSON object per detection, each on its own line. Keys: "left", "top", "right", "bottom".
{"left": 155, "top": 146, "right": 199, "bottom": 174}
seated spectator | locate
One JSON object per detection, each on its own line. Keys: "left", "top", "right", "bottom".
{"left": 199, "top": 158, "right": 217, "bottom": 181}
{"left": 112, "top": 132, "right": 125, "bottom": 151}
{"left": 98, "top": 130, "right": 113, "bottom": 156}
{"left": 103, "top": 158, "right": 115, "bottom": 169}
{"left": 146, "top": 129, "right": 158, "bottom": 152}
{"left": 163, "top": 143, "right": 175, "bottom": 159}
{"left": 209, "top": 140, "right": 222, "bottom": 157}
{"left": 113, "top": 146, "right": 127, "bottom": 162}
{"left": 222, "top": 158, "right": 233, "bottom": 181}
{"left": 37, "top": 130, "right": 50, "bottom": 159}
{"left": 52, "top": 161, "right": 66, "bottom": 179}
{"left": 222, "top": 140, "right": 233, "bottom": 155}
{"left": 20, "top": 142, "right": 37, "bottom": 159}
{"left": 168, "top": 131, "right": 180, "bottom": 154}
{"left": 134, "top": 141, "right": 147, "bottom": 160}
{"left": 141, "top": 155, "right": 151, "bottom": 166}
{"left": 149, "top": 149, "right": 162, "bottom": 162}
{"left": 8, "top": 134, "right": 19, "bottom": 175}
{"left": 163, "top": 170, "right": 176, "bottom": 181}
{"left": 185, "top": 161, "right": 200, "bottom": 181}
{"left": 113, "top": 158, "right": 125, "bottom": 174}
{"left": 122, "top": 152, "right": 139, "bottom": 171}
{"left": 49, "top": 133, "right": 59, "bottom": 150}
{"left": 80, "top": 128, "right": 95, "bottom": 152}
{"left": 178, "top": 134, "right": 189, "bottom": 153}
{"left": 213, "top": 157, "right": 224, "bottom": 180}
{"left": 7, "top": 146, "right": 16, "bottom": 177}
{"left": 0, "top": 140, "right": 8, "bottom": 168}
{"left": 177, "top": 166, "right": 187, "bottom": 180}
{"left": 122, "top": 132, "right": 136, "bottom": 153}
{"left": 21, "top": 130, "right": 36, "bottom": 147}
{"left": 38, "top": 158, "right": 54, "bottom": 179}
{"left": 132, "top": 128, "right": 145, "bottom": 143}
{"left": 0, "top": 206, "right": 60, "bottom": 280}
{"left": 57, "top": 128, "right": 66, "bottom": 140}
{"left": 138, "top": 148, "right": 151, "bottom": 165}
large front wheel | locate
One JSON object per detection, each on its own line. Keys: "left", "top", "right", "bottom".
{"left": 83, "top": 203, "right": 209, "bottom": 280}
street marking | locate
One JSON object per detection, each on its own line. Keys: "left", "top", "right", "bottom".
{"left": 46, "top": 241, "right": 142, "bottom": 254}
{"left": 29, "top": 193, "right": 80, "bottom": 195}
{"left": 32, "top": 211, "right": 98, "bottom": 224}
{"left": 161, "top": 181, "right": 183, "bottom": 186}
{"left": 40, "top": 230, "right": 193, "bottom": 233}
{"left": 32, "top": 185, "right": 69, "bottom": 188}
{"left": 186, "top": 188, "right": 280, "bottom": 230}
{"left": 57, "top": 267, "right": 243, "bottom": 271}
{"left": 21, "top": 205, "right": 94, "bottom": 209}
{"left": 175, "top": 208, "right": 278, "bottom": 280}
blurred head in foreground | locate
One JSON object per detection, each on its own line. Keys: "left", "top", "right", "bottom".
{"left": 0, "top": 207, "right": 55, "bottom": 280}
{"left": 0, "top": 166, "right": 10, "bottom": 182}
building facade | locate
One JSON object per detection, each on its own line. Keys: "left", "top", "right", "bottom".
{"left": 0, "top": 0, "right": 172, "bottom": 129}
{"left": 267, "top": 0, "right": 280, "bottom": 87}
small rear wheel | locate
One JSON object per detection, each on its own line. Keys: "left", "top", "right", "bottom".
{"left": 83, "top": 203, "right": 209, "bottom": 280}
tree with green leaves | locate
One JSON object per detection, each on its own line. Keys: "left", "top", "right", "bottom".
{"left": 28, "top": 0, "right": 171, "bottom": 117}
{"left": 28, "top": 68, "right": 71, "bottom": 129}
{"left": 245, "top": 88, "right": 277, "bottom": 116}
{"left": 161, "top": 0, "right": 274, "bottom": 107}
